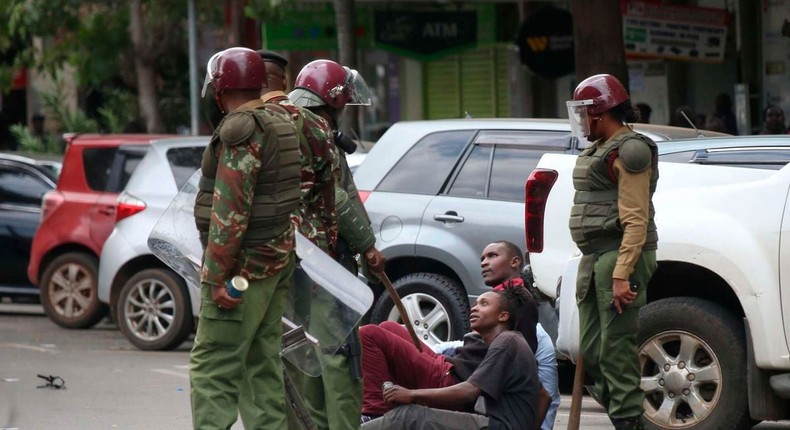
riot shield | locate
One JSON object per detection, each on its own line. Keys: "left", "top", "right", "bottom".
{"left": 148, "top": 170, "right": 373, "bottom": 376}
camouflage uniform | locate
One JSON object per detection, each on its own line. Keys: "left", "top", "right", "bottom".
{"left": 297, "top": 136, "right": 376, "bottom": 430}
{"left": 264, "top": 91, "right": 340, "bottom": 252}
{"left": 234, "top": 92, "right": 345, "bottom": 430}
{"left": 190, "top": 98, "right": 301, "bottom": 430}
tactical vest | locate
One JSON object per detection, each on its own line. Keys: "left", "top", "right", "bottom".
{"left": 194, "top": 102, "right": 301, "bottom": 248}
{"left": 568, "top": 131, "right": 659, "bottom": 255}
{"left": 266, "top": 102, "right": 310, "bottom": 160}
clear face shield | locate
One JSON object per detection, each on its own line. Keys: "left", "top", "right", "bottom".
{"left": 566, "top": 99, "right": 595, "bottom": 145}
{"left": 201, "top": 52, "right": 221, "bottom": 98}
{"left": 338, "top": 67, "right": 372, "bottom": 106}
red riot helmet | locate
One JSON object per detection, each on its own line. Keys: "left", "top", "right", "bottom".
{"left": 572, "top": 74, "right": 629, "bottom": 115}
{"left": 201, "top": 47, "right": 267, "bottom": 99}
{"left": 288, "top": 59, "right": 372, "bottom": 110}
{"left": 566, "top": 74, "right": 630, "bottom": 141}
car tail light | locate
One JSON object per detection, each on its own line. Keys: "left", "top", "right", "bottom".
{"left": 358, "top": 190, "right": 371, "bottom": 204}
{"left": 524, "top": 169, "right": 558, "bottom": 253}
{"left": 116, "top": 193, "right": 146, "bottom": 222}
{"left": 41, "top": 191, "right": 64, "bottom": 220}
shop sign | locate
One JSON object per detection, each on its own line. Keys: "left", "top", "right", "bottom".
{"left": 262, "top": 3, "right": 372, "bottom": 51}
{"left": 516, "top": 6, "right": 574, "bottom": 79}
{"left": 622, "top": 0, "right": 729, "bottom": 63}
{"left": 373, "top": 11, "right": 477, "bottom": 61}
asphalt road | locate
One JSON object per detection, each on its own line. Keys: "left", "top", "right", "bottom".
{"left": 1, "top": 303, "right": 789, "bottom": 430}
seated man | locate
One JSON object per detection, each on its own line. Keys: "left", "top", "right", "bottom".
{"left": 362, "top": 288, "right": 543, "bottom": 430}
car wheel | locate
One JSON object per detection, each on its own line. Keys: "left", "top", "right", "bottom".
{"left": 117, "top": 269, "right": 193, "bottom": 351}
{"left": 639, "top": 297, "right": 749, "bottom": 430}
{"left": 40, "top": 252, "right": 107, "bottom": 329}
{"left": 370, "top": 273, "right": 470, "bottom": 346}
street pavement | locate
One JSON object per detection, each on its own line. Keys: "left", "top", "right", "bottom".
{"left": 1, "top": 303, "right": 789, "bottom": 430}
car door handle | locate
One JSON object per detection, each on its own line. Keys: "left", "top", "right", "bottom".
{"left": 98, "top": 206, "right": 116, "bottom": 216}
{"left": 434, "top": 211, "right": 464, "bottom": 223}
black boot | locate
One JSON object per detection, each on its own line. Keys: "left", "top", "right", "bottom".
{"left": 611, "top": 416, "right": 644, "bottom": 430}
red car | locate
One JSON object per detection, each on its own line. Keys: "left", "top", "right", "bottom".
{"left": 28, "top": 134, "right": 172, "bottom": 329}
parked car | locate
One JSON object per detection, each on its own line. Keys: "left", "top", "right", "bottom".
{"left": 526, "top": 135, "right": 790, "bottom": 430}
{"left": 98, "top": 137, "right": 207, "bottom": 350}
{"left": 527, "top": 135, "right": 790, "bottom": 316}
{"left": 28, "top": 134, "right": 172, "bottom": 329}
{"left": 0, "top": 152, "right": 61, "bottom": 300}
{"left": 352, "top": 119, "right": 727, "bottom": 345}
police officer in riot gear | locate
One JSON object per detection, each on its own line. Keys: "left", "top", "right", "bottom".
{"left": 192, "top": 47, "right": 301, "bottom": 430}
{"left": 289, "top": 59, "right": 384, "bottom": 429}
{"left": 290, "top": 60, "right": 385, "bottom": 275}
{"left": 566, "top": 74, "right": 658, "bottom": 430}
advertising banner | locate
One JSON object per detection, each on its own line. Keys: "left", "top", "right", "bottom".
{"left": 374, "top": 11, "right": 477, "bottom": 60}
{"left": 622, "top": 0, "right": 729, "bottom": 63}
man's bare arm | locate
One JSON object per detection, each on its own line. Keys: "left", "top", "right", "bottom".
{"left": 383, "top": 382, "right": 481, "bottom": 410}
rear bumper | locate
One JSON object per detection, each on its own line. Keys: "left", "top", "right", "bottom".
{"left": 556, "top": 255, "right": 582, "bottom": 362}
{"left": 97, "top": 229, "right": 136, "bottom": 305}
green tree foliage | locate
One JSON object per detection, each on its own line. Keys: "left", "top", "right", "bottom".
{"left": 0, "top": 0, "right": 129, "bottom": 89}
{"left": 0, "top": 0, "right": 226, "bottom": 133}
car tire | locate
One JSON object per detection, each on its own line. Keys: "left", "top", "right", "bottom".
{"left": 370, "top": 272, "right": 470, "bottom": 346}
{"left": 639, "top": 297, "right": 749, "bottom": 430}
{"left": 117, "top": 269, "right": 193, "bottom": 351}
{"left": 40, "top": 252, "right": 107, "bottom": 329}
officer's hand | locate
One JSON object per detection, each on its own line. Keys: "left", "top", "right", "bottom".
{"left": 383, "top": 384, "right": 414, "bottom": 405}
{"left": 364, "top": 246, "right": 386, "bottom": 273}
{"left": 211, "top": 284, "right": 242, "bottom": 311}
{"left": 611, "top": 278, "right": 636, "bottom": 314}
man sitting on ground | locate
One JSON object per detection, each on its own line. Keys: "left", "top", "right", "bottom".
{"left": 362, "top": 288, "right": 543, "bottom": 429}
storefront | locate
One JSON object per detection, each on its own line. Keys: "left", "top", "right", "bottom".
{"left": 762, "top": 0, "right": 790, "bottom": 130}
{"left": 262, "top": 2, "right": 520, "bottom": 139}
{"left": 263, "top": 0, "right": 782, "bottom": 137}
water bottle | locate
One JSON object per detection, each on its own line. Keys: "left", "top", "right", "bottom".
{"left": 226, "top": 276, "right": 249, "bottom": 298}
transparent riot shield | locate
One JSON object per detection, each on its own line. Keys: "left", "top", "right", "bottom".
{"left": 148, "top": 170, "right": 373, "bottom": 377}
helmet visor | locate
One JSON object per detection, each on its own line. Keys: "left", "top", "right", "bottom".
{"left": 566, "top": 99, "right": 594, "bottom": 142}
{"left": 343, "top": 67, "right": 372, "bottom": 106}
{"left": 201, "top": 52, "right": 221, "bottom": 98}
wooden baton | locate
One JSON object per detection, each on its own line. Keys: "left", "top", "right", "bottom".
{"left": 377, "top": 271, "right": 423, "bottom": 352}
{"left": 567, "top": 353, "right": 585, "bottom": 430}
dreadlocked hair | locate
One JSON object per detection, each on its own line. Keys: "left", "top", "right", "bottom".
{"left": 497, "top": 286, "right": 532, "bottom": 330}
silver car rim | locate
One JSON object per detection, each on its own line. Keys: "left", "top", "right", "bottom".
{"left": 386, "top": 293, "right": 452, "bottom": 346}
{"left": 640, "top": 330, "right": 722, "bottom": 428}
{"left": 123, "top": 278, "right": 176, "bottom": 342}
{"left": 48, "top": 263, "right": 93, "bottom": 318}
